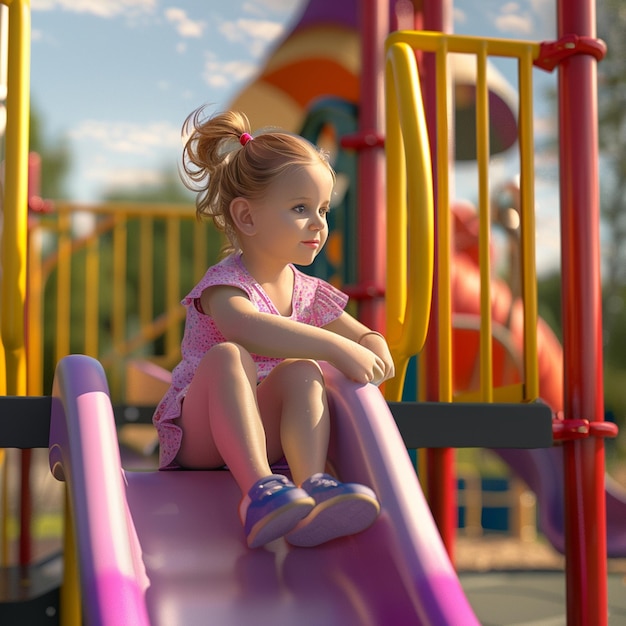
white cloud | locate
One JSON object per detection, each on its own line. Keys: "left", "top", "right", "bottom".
{"left": 495, "top": 15, "right": 533, "bottom": 35}
{"left": 31, "top": 0, "right": 156, "bottom": 18}
{"left": 529, "top": 0, "right": 557, "bottom": 39}
{"left": 220, "top": 18, "right": 285, "bottom": 57}
{"left": 454, "top": 8, "right": 468, "bottom": 26}
{"left": 203, "top": 55, "right": 258, "bottom": 89}
{"left": 89, "top": 166, "right": 165, "bottom": 189}
{"left": 529, "top": 0, "right": 552, "bottom": 16}
{"left": 242, "top": 0, "right": 305, "bottom": 17}
{"left": 31, "top": 0, "right": 59, "bottom": 9}
{"left": 69, "top": 120, "right": 181, "bottom": 155}
{"left": 164, "top": 7, "right": 205, "bottom": 38}
{"left": 494, "top": 3, "right": 533, "bottom": 35}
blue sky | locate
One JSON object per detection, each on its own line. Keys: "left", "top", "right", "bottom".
{"left": 27, "top": 0, "right": 561, "bottom": 273}
{"left": 30, "top": 0, "right": 305, "bottom": 198}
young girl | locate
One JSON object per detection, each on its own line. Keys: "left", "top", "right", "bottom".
{"left": 153, "top": 107, "right": 395, "bottom": 549}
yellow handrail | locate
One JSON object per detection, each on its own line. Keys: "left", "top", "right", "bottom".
{"left": 26, "top": 201, "right": 215, "bottom": 398}
{"left": 476, "top": 42, "right": 494, "bottom": 402}
{"left": 1, "top": 0, "right": 30, "bottom": 569}
{"left": 518, "top": 45, "right": 540, "bottom": 401}
{"left": 434, "top": 39, "right": 452, "bottom": 404}
{"left": 384, "top": 41, "right": 434, "bottom": 401}
{"left": 386, "top": 30, "right": 541, "bottom": 59}
{"left": 1, "top": 0, "right": 30, "bottom": 398}
{"left": 385, "top": 30, "right": 542, "bottom": 405}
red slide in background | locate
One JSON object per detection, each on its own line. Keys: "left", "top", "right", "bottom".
{"left": 450, "top": 202, "right": 626, "bottom": 557}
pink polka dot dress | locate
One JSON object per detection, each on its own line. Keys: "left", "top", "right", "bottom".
{"left": 153, "top": 252, "right": 348, "bottom": 469}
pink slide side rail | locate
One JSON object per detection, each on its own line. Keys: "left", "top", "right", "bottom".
{"left": 48, "top": 354, "right": 478, "bottom": 625}
{"left": 321, "top": 363, "right": 480, "bottom": 625}
{"left": 49, "top": 355, "right": 151, "bottom": 626}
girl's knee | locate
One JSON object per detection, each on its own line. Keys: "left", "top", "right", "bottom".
{"left": 280, "top": 359, "right": 325, "bottom": 387}
{"left": 205, "top": 341, "right": 251, "bottom": 362}
{"left": 200, "top": 342, "right": 255, "bottom": 376}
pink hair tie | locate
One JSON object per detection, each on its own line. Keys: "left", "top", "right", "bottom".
{"left": 239, "top": 132, "right": 253, "bottom": 146}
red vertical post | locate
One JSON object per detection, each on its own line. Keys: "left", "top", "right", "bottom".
{"left": 420, "top": 0, "right": 457, "bottom": 561}
{"left": 557, "top": 1, "right": 608, "bottom": 624}
{"left": 356, "top": 0, "right": 388, "bottom": 331}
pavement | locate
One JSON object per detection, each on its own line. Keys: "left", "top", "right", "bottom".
{"left": 460, "top": 569, "right": 626, "bottom": 626}
{"left": 455, "top": 534, "right": 626, "bottom": 625}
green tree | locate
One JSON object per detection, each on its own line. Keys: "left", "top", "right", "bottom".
{"left": 597, "top": 0, "right": 626, "bottom": 366}
{"left": 103, "top": 167, "right": 193, "bottom": 204}
{"left": 597, "top": 0, "right": 626, "bottom": 443}
{"left": 537, "top": 272, "right": 562, "bottom": 342}
{"left": 29, "top": 102, "right": 72, "bottom": 199}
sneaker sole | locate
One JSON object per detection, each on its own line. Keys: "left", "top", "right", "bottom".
{"left": 247, "top": 497, "right": 315, "bottom": 549}
{"left": 286, "top": 493, "right": 380, "bottom": 548}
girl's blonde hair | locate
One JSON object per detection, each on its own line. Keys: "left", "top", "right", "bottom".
{"left": 181, "top": 106, "right": 335, "bottom": 256}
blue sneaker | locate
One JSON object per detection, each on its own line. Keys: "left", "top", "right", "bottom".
{"left": 241, "top": 474, "right": 315, "bottom": 549}
{"left": 285, "top": 473, "right": 380, "bottom": 547}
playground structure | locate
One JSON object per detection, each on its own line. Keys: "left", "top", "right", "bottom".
{"left": 0, "top": 0, "right": 623, "bottom": 625}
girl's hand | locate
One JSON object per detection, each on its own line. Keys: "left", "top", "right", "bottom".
{"left": 323, "top": 315, "right": 396, "bottom": 386}
{"left": 357, "top": 332, "right": 395, "bottom": 384}
{"left": 328, "top": 338, "right": 388, "bottom": 386}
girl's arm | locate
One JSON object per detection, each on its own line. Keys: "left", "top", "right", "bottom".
{"left": 323, "top": 312, "right": 395, "bottom": 384}
{"left": 204, "top": 285, "right": 386, "bottom": 385}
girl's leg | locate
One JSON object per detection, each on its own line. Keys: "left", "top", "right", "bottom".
{"left": 257, "top": 359, "right": 330, "bottom": 486}
{"left": 176, "top": 343, "right": 315, "bottom": 549}
{"left": 259, "top": 360, "right": 380, "bottom": 547}
{"left": 177, "top": 342, "right": 274, "bottom": 493}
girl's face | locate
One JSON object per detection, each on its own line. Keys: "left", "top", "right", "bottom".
{"left": 247, "top": 161, "right": 334, "bottom": 266}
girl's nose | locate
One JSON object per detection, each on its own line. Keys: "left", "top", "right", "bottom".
{"left": 310, "top": 212, "right": 326, "bottom": 229}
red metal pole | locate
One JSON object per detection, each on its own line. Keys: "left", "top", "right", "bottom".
{"left": 19, "top": 449, "right": 32, "bottom": 564}
{"left": 356, "top": 0, "right": 388, "bottom": 331}
{"left": 557, "top": 1, "right": 608, "bottom": 624}
{"left": 419, "top": 0, "right": 457, "bottom": 562}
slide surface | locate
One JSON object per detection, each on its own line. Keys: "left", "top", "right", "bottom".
{"left": 48, "top": 354, "right": 480, "bottom": 626}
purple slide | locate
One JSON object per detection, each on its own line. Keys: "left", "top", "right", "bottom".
{"left": 48, "top": 355, "right": 479, "bottom": 626}
{"left": 494, "top": 446, "right": 626, "bottom": 557}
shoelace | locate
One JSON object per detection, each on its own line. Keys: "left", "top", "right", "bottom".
{"left": 256, "top": 477, "right": 290, "bottom": 499}
{"left": 310, "top": 475, "right": 339, "bottom": 489}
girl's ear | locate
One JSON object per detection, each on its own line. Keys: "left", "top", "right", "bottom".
{"left": 230, "top": 197, "right": 257, "bottom": 236}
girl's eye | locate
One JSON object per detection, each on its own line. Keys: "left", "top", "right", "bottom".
{"left": 319, "top": 207, "right": 330, "bottom": 217}
{"left": 293, "top": 205, "right": 306, "bottom": 214}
